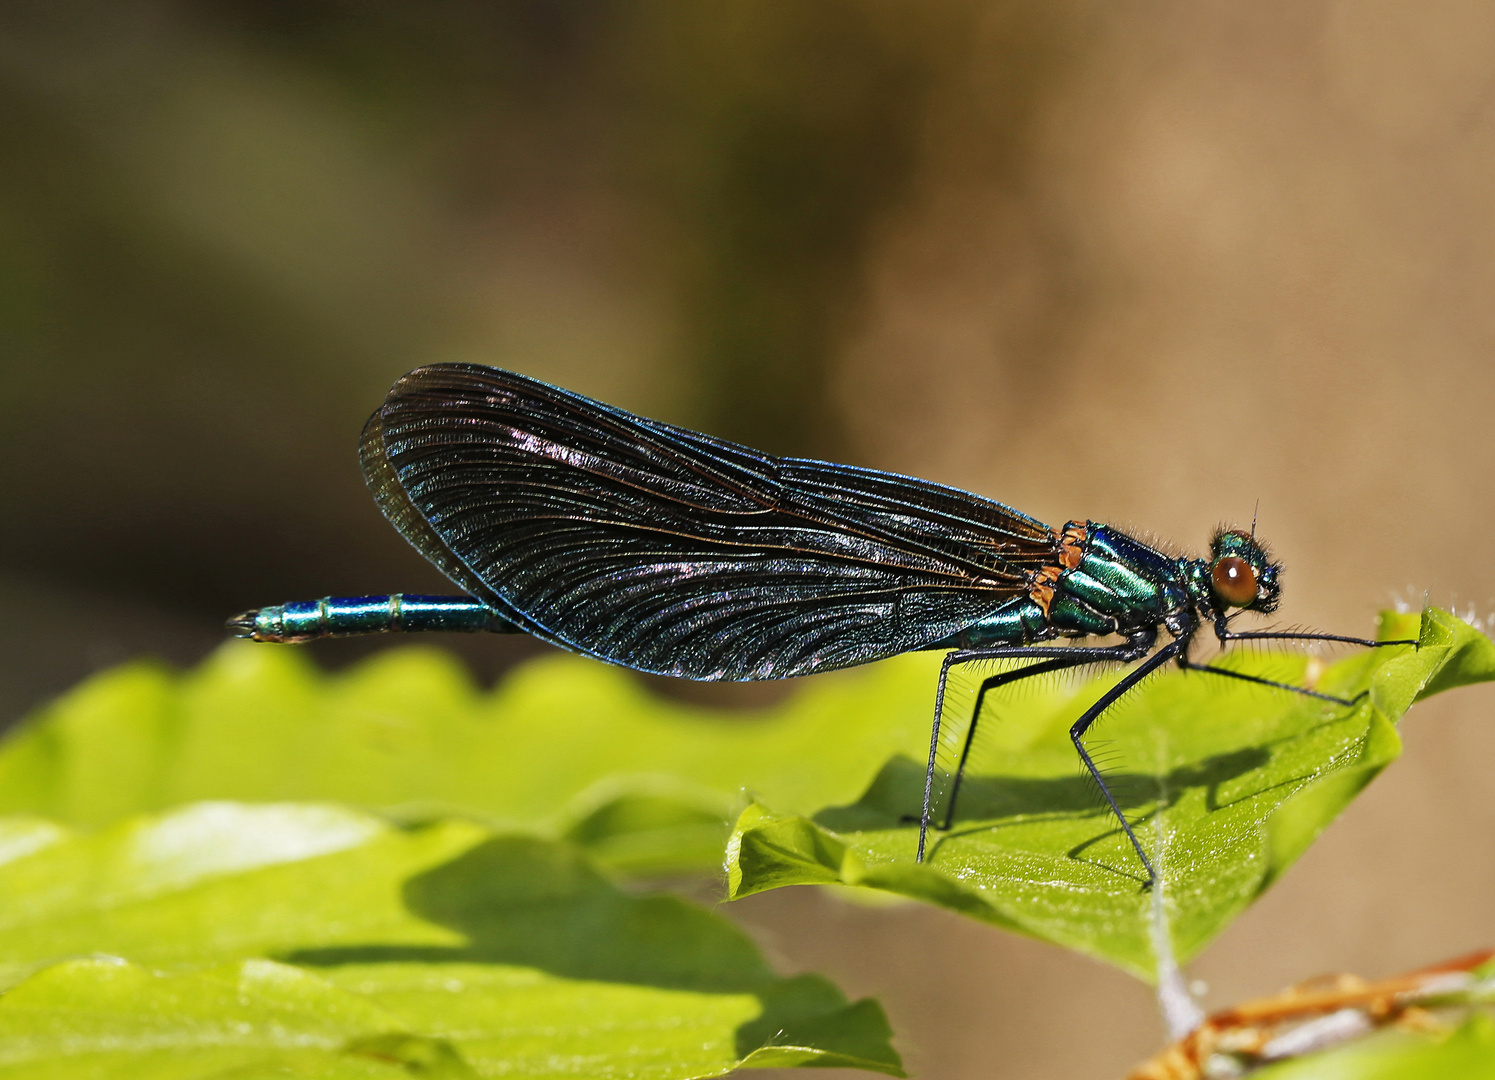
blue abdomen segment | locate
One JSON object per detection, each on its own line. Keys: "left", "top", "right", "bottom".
{"left": 228, "top": 595, "right": 520, "bottom": 643}
{"left": 918, "top": 595, "right": 1048, "bottom": 650}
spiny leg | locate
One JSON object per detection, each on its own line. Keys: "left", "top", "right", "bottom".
{"left": 1107, "top": 629, "right": 1418, "bottom": 877}
{"left": 1186, "top": 662, "right": 1361, "bottom": 706}
{"left": 916, "top": 651, "right": 962, "bottom": 863}
{"left": 1194, "top": 628, "right": 1419, "bottom": 706}
{"left": 917, "top": 633, "right": 1156, "bottom": 863}
{"left": 1066, "top": 640, "right": 1182, "bottom": 888}
{"left": 1220, "top": 629, "right": 1417, "bottom": 648}
{"left": 940, "top": 654, "right": 1111, "bottom": 832}
{"left": 923, "top": 629, "right": 1416, "bottom": 876}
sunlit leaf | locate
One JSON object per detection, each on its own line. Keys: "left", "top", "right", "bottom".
{"left": 0, "top": 803, "right": 902, "bottom": 1078}
{"left": 2, "top": 607, "right": 1488, "bottom": 982}
{"left": 727, "top": 610, "right": 1495, "bottom": 978}
{"left": 0, "top": 634, "right": 942, "bottom": 873}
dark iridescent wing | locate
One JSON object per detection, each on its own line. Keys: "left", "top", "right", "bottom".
{"left": 360, "top": 364, "right": 1058, "bottom": 680}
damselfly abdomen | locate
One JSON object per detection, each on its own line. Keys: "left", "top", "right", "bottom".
{"left": 229, "top": 364, "right": 1413, "bottom": 884}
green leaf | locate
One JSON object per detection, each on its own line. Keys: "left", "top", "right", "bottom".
{"left": 728, "top": 609, "right": 1495, "bottom": 979}
{"left": 0, "top": 802, "right": 902, "bottom": 1078}
{"left": 2, "top": 608, "right": 1487, "bottom": 981}
{"left": 0, "top": 638, "right": 942, "bottom": 874}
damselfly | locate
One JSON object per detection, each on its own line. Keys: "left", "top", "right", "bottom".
{"left": 229, "top": 364, "right": 1413, "bottom": 884}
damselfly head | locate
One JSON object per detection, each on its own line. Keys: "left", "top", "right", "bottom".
{"left": 1209, "top": 529, "right": 1281, "bottom": 613}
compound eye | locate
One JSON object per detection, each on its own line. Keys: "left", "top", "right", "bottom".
{"left": 1212, "top": 556, "right": 1258, "bottom": 607}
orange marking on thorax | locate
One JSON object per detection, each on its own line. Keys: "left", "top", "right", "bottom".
{"left": 1029, "top": 520, "right": 1089, "bottom": 614}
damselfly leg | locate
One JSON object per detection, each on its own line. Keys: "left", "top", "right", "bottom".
{"left": 917, "top": 632, "right": 1156, "bottom": 866}
{"left": 1188, "top": 629, "right": 1419, "bottom": 707}
{"left": 919, "top": 627, "right": 1419, "bottom": 887}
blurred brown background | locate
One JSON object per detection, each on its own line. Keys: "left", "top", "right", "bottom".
{"left": 1, "top": 2, "right": 1492, "bottom": 1077}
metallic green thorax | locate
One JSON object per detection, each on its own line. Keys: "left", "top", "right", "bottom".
{"left": 949, "top": 521, "right": 1282, "bottom": 651}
